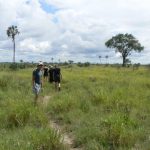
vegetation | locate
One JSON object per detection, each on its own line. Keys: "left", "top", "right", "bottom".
{"left": 105, "top": 33, "right": 144, "bottom": 67}
{"left": 0, "top": 65, "right": 149, "bottom": 149}
{"left": 47, "top": 65, "right": 150, "bottom": 149}
{"left": 0, "top": 69, "right": 65, "bottom": 150}
{"left": 6, "top": 25, "right": 20, "bottom": 63}
{"left": 77, "top": 62, "right": 90, "bottom": 67}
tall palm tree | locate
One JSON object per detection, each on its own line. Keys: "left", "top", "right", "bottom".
{"left": 58, "top": 59, "right": 61, "bottom": 64}
{"left": 99, "top": 56, "right": 101, "bottom": 64}
{"left": 7, "top": 25, "right": 20, "bottom": 63}
{"left": 51, "top": 57, "right": 54, "bottom": 64}
{"left": 105, "top": 55, "right": 109, "bottom": 64}
{"left": 20, "top": 59, "right": 23, "bottom": 63}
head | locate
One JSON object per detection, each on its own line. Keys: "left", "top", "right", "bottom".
{"left": 49, "top": 65, "right": 53, "bottom": 69}
{"left": 37, "top": 61, "right": 44, "bottom": 70}
{"left": 54, "top": 64, "right": 57, "bottom": 68}
{"left": 44, "top": 64, "right": 48, "bottom": 68}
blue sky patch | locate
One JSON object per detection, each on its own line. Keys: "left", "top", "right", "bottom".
{"left": 52, "top": 17, "right": 59, "bottom": 23}
{"left": 39, "top": 0, "right": 59, "bottom": 14}
{"left": 25, "top": 0, "right": 30, "bottom": 5}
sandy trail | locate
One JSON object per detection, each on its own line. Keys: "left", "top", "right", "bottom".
{"left": 42, "top": 95, "right": 82, "bottom": 150}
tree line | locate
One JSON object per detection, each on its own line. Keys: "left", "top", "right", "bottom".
{"left": 6, "top": 25, "right": 144, "bottom": 67}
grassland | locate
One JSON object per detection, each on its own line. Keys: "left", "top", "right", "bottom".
{"left": 0, "top": 65, "right": 150, "bottom": 150}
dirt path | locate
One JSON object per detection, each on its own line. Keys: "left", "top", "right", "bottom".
{"left": 42, "top": 95, "right": 51, "bottom": 106}
{"left": 42, "top": 96, "right": 82, "bottom": 150}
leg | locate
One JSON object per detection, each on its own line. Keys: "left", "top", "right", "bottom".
{"left": 46, "top": 76, "right": 48, "bottom": 82}
{"left": 34, "top": 93, "right": 38, "bottom": 106}
{"left": 33, "top": 84, "right": 41, "bottom": 106}
{"left": 58, "top": 83, "right": 61, "bottom": 91}
{"left": 54, "top": 82, "right": 57, "bottom": 91}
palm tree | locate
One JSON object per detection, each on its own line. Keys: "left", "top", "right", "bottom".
{"left": 58, "top": 59, "right": 61, "bottom": 64}
{"left": 7, "top": 25, "right": 20, "bottom": 63}
{"left": 68, "top": 60, "right": 74, "bottom": 64}
{"left": 105, "top": 55, "right": 109, "bottom": 64}
{"left": 99, "top": 56, "right": 101, "bottom": 64}
{"left": 51, "top": 57, "right": 54, "bottom": 64}
{"left": 20, "top": 59, "right": 23, "bottom": 63}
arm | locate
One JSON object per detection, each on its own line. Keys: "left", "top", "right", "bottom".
{"left": 60, "top": 68, "right": 62, "bottom": 80}
{"left": 32, "top": 72, "right": 35, "bottom": 87}
{"left": 41, "top": 77, "right": 43, "bottom": 88}
{"left": 41, "top": 71, "right": 43, "bottom": 88}
{"left": 60, "top": 73, "right": 62, "bottom": 81}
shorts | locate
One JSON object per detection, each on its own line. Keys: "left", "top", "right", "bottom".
{"left": 33, "top": 83, "right": 41, "bottom": 95}
{"left": 54, "top": 76, "right": 60, "bottom": 83}
{"left": 44, "top": 73, "right": 48, "bottom": 77}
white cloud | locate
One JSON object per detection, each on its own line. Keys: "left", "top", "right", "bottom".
{"left": 0, "top": 0, "right": 150, "bottom": 64}
{"left": 19, "top": 38, "right": 51, "bottom": 53}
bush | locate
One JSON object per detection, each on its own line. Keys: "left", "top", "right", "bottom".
{"left": 84, "top": 62, "right": 90, "bottom": 67}
{"left": 6, "top": 100, "right": 31, "bottom": 128}
{"left": 9, "top": 63, "right": 18, "bottom": 70}
{"left": 77, "top": 62, "right": 83, "bottom": 67}
{"left": 133, "top": 63, "right": 140, "bottom": 70}
{"left": 18, "top": 63, "right": 26, "bottom": 69}
{"left": 0, "top": 127, "right": 66, "bottom": 150}
{"left": 77, "top": 62, "right": 90, "bottom": 67}
{"left": 0, "top": 99, "right": 47, "bottom": 128}
{"left": 0, "top": 77, "right": 9, "bottom": 90}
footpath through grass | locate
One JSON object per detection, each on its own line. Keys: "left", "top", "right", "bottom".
{"left": 0, "top": 68, "right": 66, "bottom": 150}
{"left": 0, "top": 66, "right": 150, "bottom": 150}
{"left": 47, "top": 66, "right": 150, "bottom": 150}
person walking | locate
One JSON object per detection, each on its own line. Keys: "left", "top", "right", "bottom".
{"left": 48, "top": 65, "right": 54, "bottom": 83}
{"left": 53, "top": 64, "right": 62, "bottom": 91}
{"left": 43, "top": 65, "right": 49, "bottom": 82}
{"left": 32, "top": 61, "right": 44, "bottom": 105}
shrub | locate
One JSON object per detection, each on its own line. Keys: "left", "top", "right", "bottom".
{"left": 0, "top": 127, "right": 66, "bottom": 150}
{"left": 77, "top": 62, "right": 83, "bottom": 67}
{"left": 133, "top": 63, "right": 140, "bottom": 70}
{"left": 84, "top": 62, "right": 90, "bottom": 67}
{"left": 6, "top": 100, "right": 31, "bottom": 128}
{"left": 9, "top": 63, "right": 18, "bottom": 70}
{"left": 0, "top": 77, "right": 8, "bottom": 90}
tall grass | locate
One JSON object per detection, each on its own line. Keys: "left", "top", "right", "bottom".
{"left": 0, "top": 69, "right": 66, "bottom": 150}
{"left": 0, "top": 66, "right": 150, "bottom": 149}
{"left": 46, "top": 66, "right": 150, "bottom": 150}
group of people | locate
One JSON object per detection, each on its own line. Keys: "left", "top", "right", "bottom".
{"left": 32, "top": 61, "right": 62, "bottom": 105}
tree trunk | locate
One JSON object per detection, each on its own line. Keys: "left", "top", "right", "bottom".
{"left": 122, "top": 56, "right": 126, "bottom": 67}
{"left": 99, "top": 58, "right": 101, "bottom": 64}
{"left": 13, "top": 39, "right": 15, "bottom": 63}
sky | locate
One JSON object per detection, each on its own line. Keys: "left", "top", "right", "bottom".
{"left": 0, "top": 0, "right": 150, "bottom": 64}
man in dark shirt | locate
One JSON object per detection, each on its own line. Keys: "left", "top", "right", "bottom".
{"left": 48, "top": 65, "right": 54, "bottom": 83}
{"left": 32, "top": 61, "right": 43, "bottom": 105}
{"left": 53, "top": 65, "right": 62, "bottom": 91}
{"left": 43, "top": 65, "right": 49, "bottom": 82}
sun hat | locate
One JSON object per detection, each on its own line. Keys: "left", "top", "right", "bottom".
{"left": 38, "top": 61, "right": 43, "bottom": 66}
{"left": 49, "top": 65, "right": 53, "bottom": 68}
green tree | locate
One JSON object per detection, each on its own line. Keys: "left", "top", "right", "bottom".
{"left": 99, "top": 56, "right": 101, "bottom": 64}
{"left": 7, "top": 25, "right": 20, "bottom": 63}
{"left": 105, "top": 55, "right": 109, "bottom": 64}
{"left": 68, "top": 60, "right": 74, "bottom": 64}
{"left": 51, "top": 57, "right": 54, "bottom": 64}
{"left": 20, "top": 59, "right": 23, "bottom": 63}
{"left": 58, "top": 59, "right": 61, "bottom": 64}
{"left": 105, "top": 33, "right": 144, "bottom": 67}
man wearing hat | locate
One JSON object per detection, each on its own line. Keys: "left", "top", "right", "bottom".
{"left": 32, "top": 61, "right": 44, "bottom": 105}
{"left": 53, "top": 64, "right": 62, "bottom": 91}
{"left": 48, "top": 65, "right": 54, "bottom": 83}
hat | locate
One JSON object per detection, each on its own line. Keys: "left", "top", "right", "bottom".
{"left": 38, "top": 61, "right": 43, "bottom": 66}
{"left": 49, "top": 65, "right": 53, "bottom": 68}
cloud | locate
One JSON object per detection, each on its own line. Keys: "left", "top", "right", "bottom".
{"left": 0, "top": 0, "right": 150, "bottom": 64}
